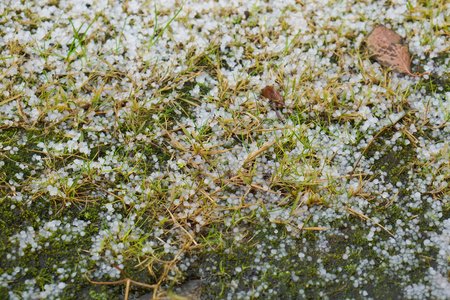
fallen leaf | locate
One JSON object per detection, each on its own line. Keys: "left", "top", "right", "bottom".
{"left": 261, "top": 85, "right": 284, "bottom": 108}
{"left": 261, "top": 85, "right": 285, "bottom": 123}
{"left": 365, "top": 25, "right": 428, "bottom": 77}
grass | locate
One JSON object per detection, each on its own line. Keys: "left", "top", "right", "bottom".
{"left": 1, "top": 1, "right": 450, "bottom": 299}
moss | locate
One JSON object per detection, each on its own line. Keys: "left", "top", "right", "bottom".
{"left": 0, "top": 129, "right": 42, "bottom": 183}
{"left": 0, "top": 197, "right": 89, "bottom": 294}
{"left": 188, "top": 212, "right": 436, "bottom": 299}
{"left": 0, "top": 187, "right": 148, "bottom": 299}
{"left": 364, "top": 130, "right": 415, "bottom": 184}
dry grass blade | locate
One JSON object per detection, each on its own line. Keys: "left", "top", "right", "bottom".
{"left": 302, "top": 227, "right": 330, "bottom": 231}
{"left": 346, "top": 207, "right": 395, "bottom": 238}
{"left": 0, "top": 91, "right": 25, "bottom": 106}
{"left": 244, "top": 140, "right": 276, "bottom": 164}
{"left": 365, "top": 25, "right": 428, "bottom": 77}
{"left": 84, "top": 265, "right": 159, "bottom": 300}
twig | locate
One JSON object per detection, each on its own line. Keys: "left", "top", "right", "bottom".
{"left": 269, "top": 102, "right": 285, "bottom": 123}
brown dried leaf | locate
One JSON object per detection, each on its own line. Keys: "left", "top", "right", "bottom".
{"left": 365, "top": 25, "right": 428, "bottom": 77}
{"left": 261, "top": 85, "right": 285, "bottom": 108}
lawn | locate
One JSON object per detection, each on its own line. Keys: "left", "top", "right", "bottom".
{"left": 0, "top": 0, "right": 449, "bottom": 299}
